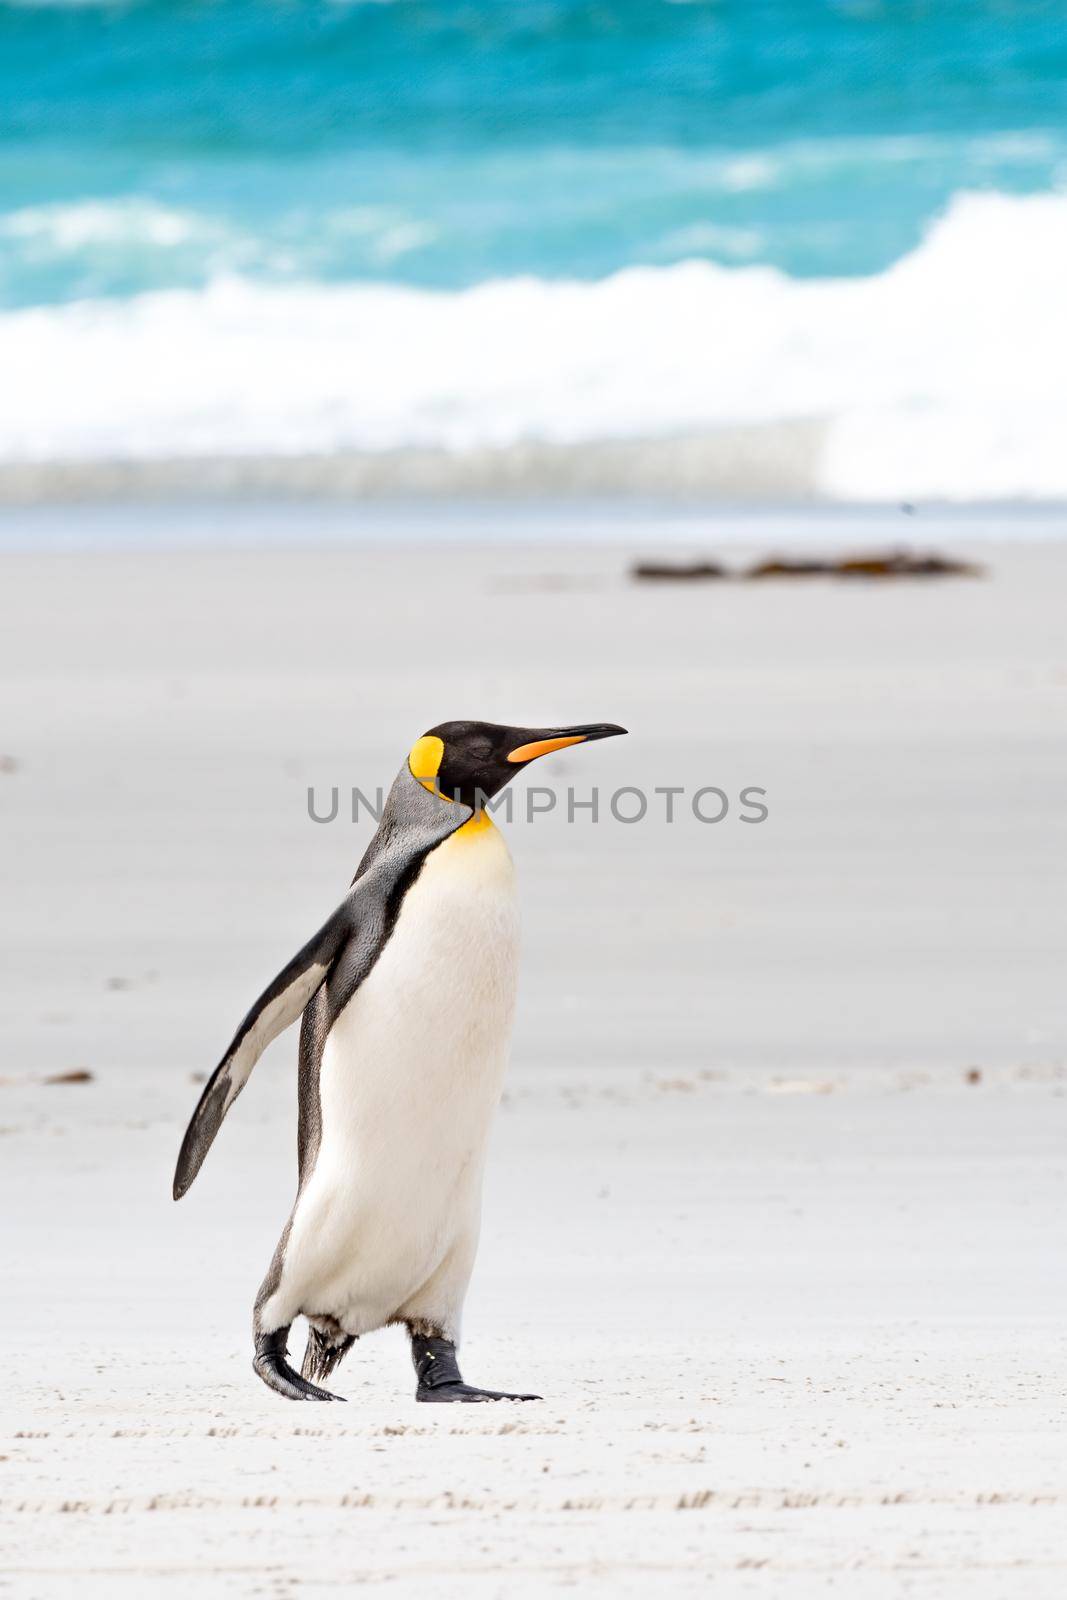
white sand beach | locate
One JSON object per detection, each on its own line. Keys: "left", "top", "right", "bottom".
{"left": 2, "top": 516, "right": 1066, "bottom": 1595}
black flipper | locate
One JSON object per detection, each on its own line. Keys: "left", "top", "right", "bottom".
{"left": 173, "top": 902, "right": 354, "bottom": 1200}
{"left": 174, "top": 768, "right": 473, "bottom": 1204}
{"left": 254, "top": 1326, "right": 345, "bottom": 1402}
{"left": 409, "top": 1331, "right": 541, "bottom": 1404}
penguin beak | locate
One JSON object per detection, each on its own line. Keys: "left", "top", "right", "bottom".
{"left": 506, "top": 724, "right": 627, "bottom": 764}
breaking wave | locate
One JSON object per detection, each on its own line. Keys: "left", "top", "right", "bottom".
{"left": 3, "top": 190, "right": 1064, "bottom": 501}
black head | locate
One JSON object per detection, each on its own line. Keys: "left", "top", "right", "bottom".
{"left": 408, "top": 720, "right": 627, "bottom": 809}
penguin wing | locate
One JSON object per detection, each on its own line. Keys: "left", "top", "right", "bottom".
{"left": 173, "top": 902, "right": 354, "bottom": 1200}
{"left": 174, "top": 764, "right": 473, "bottom": 1201}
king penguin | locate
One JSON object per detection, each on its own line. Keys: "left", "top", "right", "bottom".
{"left": 174, "top": 719, "right": 626, "bottom": 1403}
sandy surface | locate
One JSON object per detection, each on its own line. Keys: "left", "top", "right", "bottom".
{"left": 2, "top": 520, "right": 1066, "bottom": 1595}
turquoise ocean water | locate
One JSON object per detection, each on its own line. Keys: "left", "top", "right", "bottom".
{"left": 2, "top": 0, "right": 1065, "bottom": 498}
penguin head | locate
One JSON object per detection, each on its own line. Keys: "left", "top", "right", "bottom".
{"left": 408, "top": 720, "right": 627, "bottom": 809}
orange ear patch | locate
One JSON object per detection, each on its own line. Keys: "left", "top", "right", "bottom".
{"left": 506, "top": 734, "right": 586, "bottom": 764}
{"left": 409, "top": 734, "right": 445, "bottom": 791}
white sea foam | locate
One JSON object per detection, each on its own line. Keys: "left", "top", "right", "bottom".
{"left": 0, "top": 199, "right": 203, "bottom": 250}
{"left": 2, "top": 190, "right": 1064, "bottom": 500}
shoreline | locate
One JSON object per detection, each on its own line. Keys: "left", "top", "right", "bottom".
{"left": 1, "top": 496, "right": 1065, "bottom": 554}
{"left": 0, "top": 424, "right": 827, "bottom": 504}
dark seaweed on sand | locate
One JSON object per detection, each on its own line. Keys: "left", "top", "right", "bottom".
{"left": 631, "top": 549, "right": 984, "bottom": 582}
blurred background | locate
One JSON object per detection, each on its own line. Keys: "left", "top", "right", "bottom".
{"left": 3, "top": 0, "right": 1066, "bottom": 513}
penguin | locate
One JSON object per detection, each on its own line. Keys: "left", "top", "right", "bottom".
{"left": 174, "top": 719, "right": 626, "bottom": 1403}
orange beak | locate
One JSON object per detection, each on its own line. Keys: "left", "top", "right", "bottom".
{"left": 506, "top": 723, "right": 627, "bottom": 764}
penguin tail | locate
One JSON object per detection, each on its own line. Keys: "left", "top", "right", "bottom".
{"left": 302, "top": 1324, "right": 357, "bottom": 1384}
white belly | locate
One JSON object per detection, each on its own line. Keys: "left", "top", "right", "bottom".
{"left": 264, "top": 815, "right": 519, "bottom": 1339}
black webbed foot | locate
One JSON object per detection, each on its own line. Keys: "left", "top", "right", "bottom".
{"left": 409, "top": 1329, "right": 541, "bottom": 1404}
{"left": 254, "top": 1325, "right": 345, "bottom": 1402}
{"left": 417, "top": 1381, "right": 541, "bottom": 1404}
